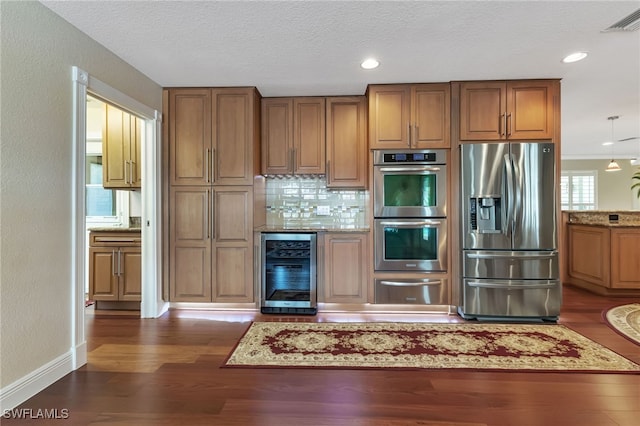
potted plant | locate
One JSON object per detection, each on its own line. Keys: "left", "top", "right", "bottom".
{"left": 633, "top": 168, "right": 640, "bottom": 198}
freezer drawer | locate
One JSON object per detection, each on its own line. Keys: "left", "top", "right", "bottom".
{"left": 375, "top": 278, "right": 447, "bottom": 305}
{"left": 463, "top": 250, "right": 558, "bottom": 280}
{"left": 461, "top": 278, "right": 561, "bottom": 319}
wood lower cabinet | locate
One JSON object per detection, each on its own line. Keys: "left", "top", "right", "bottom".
{"left": 89, "top": 231, "right": 141, "bottom": 302}
{"left": 261, "top": 97, "right": 325, "bottom": 175}
{"left": 103, "top": 104, "right": 142, "bottom": 189}
{"left": 170, "top": 186, "right": 253, "bottom": 302}
{"left": 567, "top": 224, "right": 640, "bottom": 294}
{"left": 368, "top": 83, "right": 450, "bottom": 149}
{"left": 326, "top": 96, "right": 367, "bottom": 189}
{"left": 459, "top": 80, "right": 557, "bottom": 141}
{"left": 322, "top": 233, "right": 369, "bottom": 304}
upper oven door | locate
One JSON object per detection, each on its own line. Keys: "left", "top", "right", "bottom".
{"left": 373, "top": 164, "right": 447, "bottom": 218}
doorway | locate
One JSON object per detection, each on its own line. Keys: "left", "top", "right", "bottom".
{"left": 71, "top": 66, "right": 167, "bottom": 369}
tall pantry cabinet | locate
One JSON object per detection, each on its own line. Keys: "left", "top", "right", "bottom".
{"left": 165, "top": 87, "right": 260, "bottom": 302}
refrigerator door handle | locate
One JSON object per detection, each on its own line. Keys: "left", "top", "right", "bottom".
{"left": 467, "top": 281, "right": 558, "bottom": 289}
{"left": 466, "top": 251, "right": 557, "bottom": 259}
{"left": 503, "top": 153, "right": 515, "bottom": 234}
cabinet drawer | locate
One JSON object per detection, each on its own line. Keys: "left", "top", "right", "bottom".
{"left": 90, "top": 231, "right": 141, "bottom": 247}
{"left": 374, "top": 278, "right": 447, "bottom": 305}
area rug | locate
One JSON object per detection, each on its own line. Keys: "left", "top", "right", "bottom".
{"left": 224, "top": 322, "right": 640, "bottom": 373}
{"left": 604, "top": 303, "right": 640, "bottom": 345}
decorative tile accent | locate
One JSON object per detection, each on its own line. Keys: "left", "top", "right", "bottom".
{"left": 265, "top": 176, "right": 369, "bottom": 228}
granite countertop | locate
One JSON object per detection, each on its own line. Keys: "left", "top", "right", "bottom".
{"left": 566, "top": 211, "right": 640, "bottom": 227}
{"left": 255, "top": 225, "right": 370, "bottom": 233}
{"left": 89, "top": 227, "right": 142, "bottom": 233}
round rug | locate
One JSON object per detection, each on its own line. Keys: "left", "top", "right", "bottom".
{"left": 604, "top": 303, "right": 640, "bottom": 345}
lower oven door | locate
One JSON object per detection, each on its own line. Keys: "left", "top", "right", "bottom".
{"left": 375, "top": 278, "right": 447, "bottom": 304}
{"left": 374, "top": 218, "right": 447, "bottom": 272}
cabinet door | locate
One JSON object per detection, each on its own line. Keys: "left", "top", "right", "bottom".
{"left": 568, "top": 225, "right": 610, "bottom": 287}
{"left": 506, "top": 81, "right": 555, "bottom": 140}
{"left": 368, "top": 85, "right": 411, "bottom": 149}
{"left": 459, "top": 81, "right": 506, "bottom": 141}
{"left": 169, "top": 186, "right": 212, "bottom": 301}
{"left": 169, "top": 89, "right": 212, "bottom": 186}
{"left": 326, "top": 96, "right": 367, "bottom": 189}
{"left": 119, "top": 247, "right": 142, "bottom": 301}
{"left": 412, "top": 84, "right": 450, "bottom": 148}
{"left": 611, "top": 229, "right": 640, "bottom": 289}
{"left": 130, "top": 115, "right": 143, "bottom": 188}
{"left": 103, "top": 104, "right": 132, "bottom": 188}
{"left": 323, "top": 234, "right": 368, "bottom": 303}
{"left": 212, "top": 187, "right": 253, "bottom": 302}
{"left": 261, "top": 98, "right": 293, "bottom": 174}
{"left": 294, "top": 97, "right": 325, "bottom": 174}
{"left": 89, "top": 248, "right": 119, "bottom": 301}
{"left": 212, "top": 88, "right": 256, "bottom": 185}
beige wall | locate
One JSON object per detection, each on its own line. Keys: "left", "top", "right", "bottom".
{"left": 561, "top": 159, "right": 640, "bottom": 211}
{"left": 0, "top": 2, "right": 161, "bottom": 388}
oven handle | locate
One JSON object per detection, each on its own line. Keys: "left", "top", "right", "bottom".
{"left": 379, "top": 280, "right": 442, "bottom": 287}
{"left": 377, "top": 166, "right": 442, "bottom": 173}
{"left": 379, "top": 220, "right": 442, "bottom": 227}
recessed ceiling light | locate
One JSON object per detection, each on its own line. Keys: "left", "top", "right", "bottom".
{"left": 602, "top": 141, "right": 614, "bottom": 146}
{"left": 361, "top": 58, "right": 379, "bottom": 70}
{"left": 562, "top": 52, "right": 588, "bottom": 63}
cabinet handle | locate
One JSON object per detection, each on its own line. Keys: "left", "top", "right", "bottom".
{"left": 124, "top": 160, "right": 129, "bottom": 185}
{"left": 205, "top": 149, "right": 210, "bottom": 183}
{"left": 206, "top": 189, "right": 210, "bottom": 239}
{"left": 290, "top": 148, "right": 295, "bottom": 173}
{"left": 326, "top": 160, "right": 330, "bottom": 185}
{"left": 407, "top": 122, "right": 411, "bottom": 147}
{"left": 507, "top": 113, "right": 512, "bottom": 137}
{"left": 414, "top": 124, "right": 418, "bottom": 146}
{"left": 211, "top": 190, "right": 216, "bottom": 240}
{"left": 117, "top": 249, "right": 122, "bottom": 276}
{"left": 211, "top": 149, "right": 216, "bottom": 183}
{"left": 129, "top": 160, "right": 134, "bottom": 185}
{"left": 112, "top": 250, "right": 116, "bottom": 276}
{"left": 501, "top": 113, "right": 507, "bottom": 137}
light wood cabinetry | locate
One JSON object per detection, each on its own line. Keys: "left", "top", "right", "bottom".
{"left": 567, "top": 224, "right": 640, "bottom": 294}
{"left": 169, "top": 186, "right": 254, "bottom": 302}
{"left": 459, "top": 80, "right": 557, "bottom": 141}
{"left": 169, "top": 88, "right": 258, "bottom": 186}
{"left": 166, "top": 87, "right": 259, "bottom": 303}
{"left": 103, "top": 104, "right": 142, "bottom": 189}
{"left": 261, "top": 97, "right": 325, "bottom": 175}
{"left": 322, "top": 233, "right": 369, "bottom": 303}
{"left": 368, "top": 83, "right": 450, "bottom": 149}
{"left": 326, "top": 96, "right": 367, "bottom": 188}
{"left": 89, "top": 231, "right": 141, "bottom": 302}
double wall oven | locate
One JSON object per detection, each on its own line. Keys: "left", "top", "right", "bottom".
{"left": 373, "top": 150, "right": 448, "bottom": 305}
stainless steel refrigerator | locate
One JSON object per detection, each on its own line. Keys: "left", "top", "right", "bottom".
{"left": 459, "top": 142, "right": 561, "bottom": 321}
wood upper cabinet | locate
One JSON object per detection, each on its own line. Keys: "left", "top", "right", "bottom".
{"left": 89, "top": 231, "right": 142, "bottom": 302}
{"left": 103, "top": 104, "right": 142, "bottom": 189}
{"left": 326, "top": 96, "right": 367, "bottom": 188}
{"left": 261, "top": 97, "right": 325, "bottom": 175}
{"left": 169, "top": 186, "right": 253, "bottom": 302}
{"left": 168, "top": 87, "right": 258, "bottom": 186}
{"left": 459, "top": 80, "right": 557, "bottom": 141}
{"left": 322, "top": 233, "right": 369, "bottom": 304}
{"left": 368, "top": 83, "right": 450, "bottom": 149}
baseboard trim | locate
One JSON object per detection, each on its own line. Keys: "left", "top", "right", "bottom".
{"left": 0, "top": 351, "right": 73, "bottom": 411}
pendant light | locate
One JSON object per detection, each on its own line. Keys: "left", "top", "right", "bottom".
{"left": 605, "top": 115, "right": 622, "bottom": 172}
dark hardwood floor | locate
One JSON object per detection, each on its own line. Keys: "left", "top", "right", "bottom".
{"left": 5, "top": 285, "right": 639, "bottom": 426}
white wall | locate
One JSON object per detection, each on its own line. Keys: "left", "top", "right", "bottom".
{"left": 561, "top": 159, "right": 640, "bottom": 210}
{"left": 0, "top": 1, "right": 161, "bottom": 390}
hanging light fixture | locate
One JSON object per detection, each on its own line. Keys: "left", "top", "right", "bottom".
{"left": 605, "top": 115, "right": 622, "bottom": 172}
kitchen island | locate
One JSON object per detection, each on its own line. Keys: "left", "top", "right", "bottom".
{"left": 564, "top": 211, "right": 640, "bottom": 296}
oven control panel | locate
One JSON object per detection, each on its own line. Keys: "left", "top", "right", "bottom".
{"left": 374, "top": 149, "right": 447, "bottom": 165}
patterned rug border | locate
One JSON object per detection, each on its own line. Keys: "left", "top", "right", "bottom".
{"left": 222, "top": 321, "right": 640, "bottom": 374}
{"left": 603, "top": 303, "right": 640, "bottom": 346}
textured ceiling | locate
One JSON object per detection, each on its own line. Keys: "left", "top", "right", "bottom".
{"left": 40, "top": 1, "right": 640, "bottom": 159}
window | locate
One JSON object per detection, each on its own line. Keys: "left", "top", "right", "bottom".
{"left": 561, "top": 170, "right": 597, "bottom": 210}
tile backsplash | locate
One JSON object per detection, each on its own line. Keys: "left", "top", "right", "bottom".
{"left": 266, "top": 176, "right": 369, "bottom": 228}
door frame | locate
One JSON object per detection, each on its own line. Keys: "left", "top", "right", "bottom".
{"left": 71, "top": 66, "right": 167, "bottom": 369}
